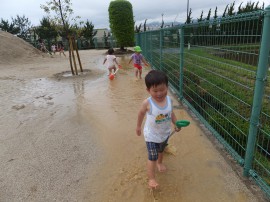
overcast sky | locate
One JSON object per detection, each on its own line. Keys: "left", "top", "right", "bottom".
{"left": 0, "top": 0, "right": 269, "bottom": 29}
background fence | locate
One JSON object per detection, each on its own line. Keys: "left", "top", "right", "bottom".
{"left": 26, "top": 35, "right": 118, "bottom": 52}
{"left": 136, "top": 6, "right": 270, "bottom": 198}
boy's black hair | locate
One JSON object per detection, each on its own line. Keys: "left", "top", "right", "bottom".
{"left": 108, "top": 48, "right": 114, "bottom": 55}
{"left": 145, "top": 70, "right": 168, "bottom": 89}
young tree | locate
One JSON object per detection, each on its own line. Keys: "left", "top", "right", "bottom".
{"left": 198, "top": 10, "right": 204, "bottom": 22}
{"left": 0, "top": 19, "right": 20, "bottom": 35}
{"left": 214, "top": 7, "right": 218, "bottom": 19}
{"left": 143, "top": 19, "right": 147, "bottom": 32}
{"left": 247, "top": 1, "right": 255, "bottom": 12}
{"left": 135, "top": 23, "right": 142, "bottom": 33}
{"left": 12, "top": 15, "right": 32, "bottom": 40}
{"left": 185, "top": 8, "right": 192, "bottom": 24}
{"left": 108, "top": 0, "right": 135, "bottom": 50}
{"left": 254, "top": 1, "right": 259, "bottom": 10}
{"left": 36, "top": 17, "right": 58, "bottom": 39}
{"left": 160, "top": 14, "right": 164, "bottom": 28}
{"left": 40, "top": 0, "right": 82, "bottom": 36}
{"left": 206, "top": 8, "right": 212, "bottom": 21}
{"left": 222, "top": 4, "right": 229, "bottom": 17}
{"left": 237, "top": 2, "right": 244, "bottom": 14}
{"left": 36, "top": 17, "right": 58, "bottom": 48}
{"left": 227, "top": 1, "right": 235, "bottom": 16}
{"left": 80, "top": 20, "right": 97, "bottom": 48}
{"left": 41, "top": 0, "right": 82, "bottom": 74}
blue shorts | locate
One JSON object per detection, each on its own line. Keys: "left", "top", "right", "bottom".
{"left": 146, "top": 138, "right": 169, "bottom": 161}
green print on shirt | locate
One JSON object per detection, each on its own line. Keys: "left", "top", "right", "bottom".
{"left": 155, "top": 113, "right": 170, "bottom": 124}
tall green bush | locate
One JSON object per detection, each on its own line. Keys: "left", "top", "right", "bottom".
{"left": 108, "top": 0, "right": 134, "bottom": 50}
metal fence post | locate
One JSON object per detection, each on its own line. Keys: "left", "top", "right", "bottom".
{"left": 150, "top": 32, "right": 153, "bottom": 65}
{"left": 160, "top": 29, "right": 163, "bottom": 71}
{"left": 144, "top": 32, "right": 147, "bottom": 57}
{"left": 135, "top": 33, "right": 139, "bottom": 46}
{"left": 179, "top": 27, "right": 184, "bottom": 100}
{"left": 243, "top": 5, "right": 270, "bottom": 177}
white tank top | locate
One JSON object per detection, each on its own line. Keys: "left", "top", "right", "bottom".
{"left": 143, "top": 96, "right": 172, "bottom": 143}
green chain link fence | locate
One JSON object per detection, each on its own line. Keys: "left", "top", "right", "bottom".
{"left": 136, "top": 6, "right": 270, "bottom": 198}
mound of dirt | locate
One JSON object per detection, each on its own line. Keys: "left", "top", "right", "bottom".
{"left": 0, "top": 31, "right": 48, "bottom": 65}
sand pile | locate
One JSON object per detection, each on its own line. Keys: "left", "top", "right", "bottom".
{"left": 0, "top": 30, "right": 47, "bottom": 65}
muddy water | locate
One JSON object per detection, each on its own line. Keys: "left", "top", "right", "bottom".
{"left": 0, "top": 50, "right": 263, "bottom": 202}
{"left": 72, "top": 54, "right": 260, "bottom": 201}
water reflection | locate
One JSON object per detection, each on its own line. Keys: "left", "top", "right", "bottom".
{"left": 73, "top": 79, "right": 86, "bottom": 117}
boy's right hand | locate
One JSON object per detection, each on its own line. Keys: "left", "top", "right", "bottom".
{"left": 175, "top": 126, "right": 181, "bottom": 132}
{"left": 136, "top": 127, "right": 141, "bottom": 136}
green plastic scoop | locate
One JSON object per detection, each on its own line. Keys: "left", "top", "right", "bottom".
{"left": 170, "top": 120, "right": 190, "bottom": 137}
{"left": 175, "top": 120, "right": 190, "bottom": 128}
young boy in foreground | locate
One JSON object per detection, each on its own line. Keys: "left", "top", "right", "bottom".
{"left": 136, "top": 69, "right": 181, "bottom": 188}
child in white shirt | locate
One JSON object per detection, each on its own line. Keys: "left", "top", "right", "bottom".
{"left": 103, "top": 48, "right": 119, "bottom": 75}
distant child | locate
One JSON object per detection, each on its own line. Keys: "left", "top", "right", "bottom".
{"left": 58, "top": 42, "right": 66, "bottom": 57}
{"left": 51, "top": 44, "right": 56, "bottom": 54}
{"left": 103, "top": 48, "right": 119, "bottom": 75}
{"left": 136, "top": 69, "right": 181, "bottom": 189}
{"left": 128, "top": 46, "right": 148, "bottom": 79}
{"left": 38, "top": 38, "right": 46, "bottom": 52}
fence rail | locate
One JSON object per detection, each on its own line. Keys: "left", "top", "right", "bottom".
{"left": 26, "top": 36, "right": 118, "bottom": 52}
{"left": 136, "top": 6, "right": 270, "bottom": 199}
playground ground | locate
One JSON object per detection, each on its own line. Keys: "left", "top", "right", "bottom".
{"left": 0, "top": 39, "right": 268, "bottom": 201}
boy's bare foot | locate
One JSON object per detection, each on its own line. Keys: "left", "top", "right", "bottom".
{"left": 148, "top": 179, "right": 159, "bottom": 189}
{"left": 157, "top": 163, "right": 167, "bottom": 172}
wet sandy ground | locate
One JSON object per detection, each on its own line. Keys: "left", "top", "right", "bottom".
{"left": 0, "top": 50, "right": 267, "bottom": 201}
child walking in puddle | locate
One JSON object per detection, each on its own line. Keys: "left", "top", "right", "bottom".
{"left": 57, "top": 42, "right": 66, "bottom": 57}
{"left": 129, "top": 46, "right": 148, "bottom": 79}
{"left": 103, "top": 48, "right": 119, "bottom": 76}
{"left": 136, "top": 70, "right": 181, "bottom": 189}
